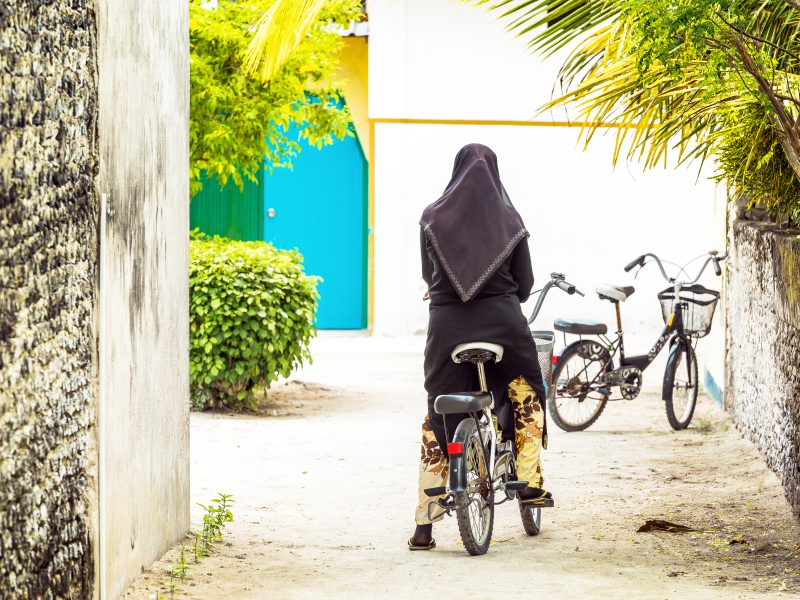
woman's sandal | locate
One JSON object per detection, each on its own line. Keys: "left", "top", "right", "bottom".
{"left": 518, "top": 487, "right": 554, "bottom": 507}
{"left": 407, "top": 537, "right": 436, "bottom": 551}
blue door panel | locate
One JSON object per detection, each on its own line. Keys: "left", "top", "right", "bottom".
{"left": 263, "top": 127, "right": 367, "bottom": 329}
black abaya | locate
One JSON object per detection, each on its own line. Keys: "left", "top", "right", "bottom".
{"left": 421, "top": 231, "right": 546, "bottom": 453}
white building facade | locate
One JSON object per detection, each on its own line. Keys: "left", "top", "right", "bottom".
{"left": 361, "top": 1, "right": 726, "bottom": 396}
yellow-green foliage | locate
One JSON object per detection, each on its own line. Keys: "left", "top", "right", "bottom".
{"left": 189, "top": 0, "right": 363, "bottom": 196}
{"left": 479, "top": 0, "right": 800, "bottom": 227}
{"left": 189, "top": 232, "right": 319, "bottom": 410}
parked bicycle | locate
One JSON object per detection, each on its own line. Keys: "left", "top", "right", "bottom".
{"left": 549, "top": 251, "right": 726, "bottom": 432}
{"left": 424, "top": 272, "right": 581, "bottom": 555}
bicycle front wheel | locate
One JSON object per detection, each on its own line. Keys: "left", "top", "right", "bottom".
{"left": 663, "top": 340, "right": 698, "bottom": 430}
{"left": 519, "top": 502, "right": 542, "bottom": 536}
{"left": 453, "top": 418, "right": 494, "bottom": 556}
{"left": 549, "top": 340, "right": 612, "bottom": 432}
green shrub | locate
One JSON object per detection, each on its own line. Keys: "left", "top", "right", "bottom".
{"left": 189, "top": 232, "right": 319, "bottom": 410}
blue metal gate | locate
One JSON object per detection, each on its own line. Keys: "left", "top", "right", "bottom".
{"left": 263, "top": 127, "right": 368, "bottom": 329}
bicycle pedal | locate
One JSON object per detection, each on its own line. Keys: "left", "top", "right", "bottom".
{"left": 504, "top": 480, "right": 529, "bottom": 491}
{"left": 424, "top": 486, "right": 446, "bottom": 497}
{"left": 521, "top": 497, "right": 555, "bottom": 508}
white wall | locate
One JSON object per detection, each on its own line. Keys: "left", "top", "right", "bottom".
{"left": 97, "top": 1, "right": 190, "bottom": 597}
{"left": 369, "top": 0, "right": 567, "bottom": 120}
{"left": 369, "top": 1, "right": 727, "bottom": 375}
{"left": 373, "top": 124, "right": 722, "bottom": 337}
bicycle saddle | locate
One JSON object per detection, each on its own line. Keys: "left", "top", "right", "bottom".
{"left": 596, "top": 284, "right": 636, "bottom": 302}
{"left": 451, "top": 342, "right": 504, "bottom": 364}
{"left": 554, "top": 318, "right": 608, "bottom": 335}
{"left": 434, "top": 391, "right": 493, "bottom": 415}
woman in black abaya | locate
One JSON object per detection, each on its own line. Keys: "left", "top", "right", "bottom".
{"left": 409, "top": 143, "right": 550, "bottom": 550}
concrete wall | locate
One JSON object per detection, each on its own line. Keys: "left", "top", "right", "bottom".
{"left": 369, "top": 0, "right": 725, "bottom": 352}
{"left": 1, "top": 2, "right": 189, "bottom": 597}
{"left": 0, "top": 2, "right": 98, "bottom": 596}
{"left": 726, "top": 215, "right": 800, "bottom": 517}
{"left": 95, "top": 0, "right": 190, "bottom": 597}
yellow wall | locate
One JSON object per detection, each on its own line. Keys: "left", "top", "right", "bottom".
{"left": 335, "top": 37, "right": 370, "bottom": 158}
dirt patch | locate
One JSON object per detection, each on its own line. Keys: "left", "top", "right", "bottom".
{"left": 561, "top": 405, "right": 800, "bottom": 596}
{"left": 254, "top": 380, "right": 343, "bottom": 417}
{"left": 195, "top": 380, "right": 345, "bottom": 419}
{"left": 622, "top": 410, "right": 800, "bottom": 594}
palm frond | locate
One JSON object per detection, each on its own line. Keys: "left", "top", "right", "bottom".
{"left": 244, "top": 0, "right": 329, "bottom": 83}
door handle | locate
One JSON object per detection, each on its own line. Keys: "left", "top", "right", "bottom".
{"left": 267, "top": 208, "right": 276, "bottom": 218}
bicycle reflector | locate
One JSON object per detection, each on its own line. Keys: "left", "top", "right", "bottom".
{"left": 447, "top": 442, "right": 463, "bottom": 455}
{"left": 552, "top": 354, "right": 559, "bottom": 364}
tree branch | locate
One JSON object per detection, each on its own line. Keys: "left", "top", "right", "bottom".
{"left": 775, "top": 93, "right": 800, "bottom": 110}
{"left": 729, "top": 35, "right": 800, "bottom": 179}
{"left": 716, "top": 12, "right": 800, "bottom": 64}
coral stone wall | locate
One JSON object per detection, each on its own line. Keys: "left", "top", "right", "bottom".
{"left": 0, "top": 1, "right": 97, "bottom": 597}
{"left": 726, "top": 216, "right": 800, "bottom": 518}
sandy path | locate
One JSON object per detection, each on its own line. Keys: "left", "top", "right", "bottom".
{"left": 125, "top": 335, "right": 799, "bottom": 599}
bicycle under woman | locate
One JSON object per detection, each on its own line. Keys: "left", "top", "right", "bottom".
{"left": 548, "top": 250, "right": 726, "bottom": 432}
{"left": 424, "top": 271, "right": 582, "bottom": 555}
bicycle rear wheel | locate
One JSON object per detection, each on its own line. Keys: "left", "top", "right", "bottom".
{"left": 453, "top": 418, "right": 494, "bottom": 555}
{"left": 663, "top": 340, "right": 698, "bottom": 430}
{"left": 549, "top": 340, "right": 612, "bottom": 432}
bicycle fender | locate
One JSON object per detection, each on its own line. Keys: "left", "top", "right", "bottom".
{"left": 447, "top": 419, "right": 474, "bottom": 494}
{"left": 554, "top": 338, "right": 602, "bottom": 369}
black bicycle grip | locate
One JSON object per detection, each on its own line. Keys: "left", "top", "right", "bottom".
{"left": 713, "top": 258, "right": 721, "bottom": 276}
{"left": 556, "top": 280, "right": 576, "bottom": 295}
{"left": 624, "top": 255, "right": 645, "bottom": 272}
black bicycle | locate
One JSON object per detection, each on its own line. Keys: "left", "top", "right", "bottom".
{"left": 424, "top": 272, "right": 579, "bottom": 555}
{"left": 549, "top": 251, "right": 726, "bottom": 432}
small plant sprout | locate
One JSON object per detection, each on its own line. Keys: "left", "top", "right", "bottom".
{"left": 172, "top": 546, "right": 189, "bottom": 581}
{"left": 193, "top": 531, "right": 202, "bottom": 563}
{"left": 154, "top": 494, "right": 235, "bottom": 598}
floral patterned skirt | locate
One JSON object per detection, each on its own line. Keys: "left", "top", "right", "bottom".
{"left": 414, "top": 376, "right": 545, "bottom": 525}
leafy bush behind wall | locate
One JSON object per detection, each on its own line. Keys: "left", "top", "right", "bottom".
{"left": 189, "top": 232, "right": 319, "bottom": 410}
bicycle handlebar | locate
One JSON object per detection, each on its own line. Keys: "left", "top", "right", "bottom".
{"left": 556, "top": 280, "right": 576, "bottom": 295}
{"left": 624, "top": 255, "right": 646, "bottom": 273}
{"left": 624, "top": 251, "right": 727, "bottom": 285}
{"left": 528, "top": 272, "right": 584, "bottom": 324}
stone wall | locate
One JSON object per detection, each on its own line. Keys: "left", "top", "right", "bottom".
{"left": 0, "top": 1, "right": 98, "bottom": 597}
{"left": 726, "top": 216, "right": 800, "bottom": 518}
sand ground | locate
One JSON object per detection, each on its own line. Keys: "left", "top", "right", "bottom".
{"left": 125, "top": 335, "right": 800, "bottom": 599}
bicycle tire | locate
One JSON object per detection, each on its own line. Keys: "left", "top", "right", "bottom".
{"left": 519, "top": 502, "right": 542, "bottom": 536}
{"left": 663, "top": 340, "right": 698, "bottom": 430}
{"left": 549, "top": 340, "right": 612, "bottom": 432}
{"left": 453, "top": 418, "right": 494, "bottom": 555}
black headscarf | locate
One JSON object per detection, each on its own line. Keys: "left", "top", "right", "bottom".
{"left": 420, "top": 143, "right": 528, "bottom": 302}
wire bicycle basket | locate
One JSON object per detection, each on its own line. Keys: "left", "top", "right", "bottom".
{"left": 531, "top": 330, "right": 555, "bottom": 387}
{"left": 657, "top": 285, "right": 720, "bottom": 338}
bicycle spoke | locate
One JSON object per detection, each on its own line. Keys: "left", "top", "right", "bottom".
{"left": 462, "top": 432, "right": 491, "bottom": 544}
{"left": 554, "top": 343, "right": 607, "bottom": 427}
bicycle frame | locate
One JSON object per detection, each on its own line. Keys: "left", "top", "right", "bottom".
{"left": 601, "top": 294, "right": 687, "bottom": 373}
{"left": 444, "top": 360, "right": 498, "bottom": 496}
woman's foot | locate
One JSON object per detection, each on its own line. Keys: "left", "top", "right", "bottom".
{"left": 408, "top": 524, "right": 435, "bottom": 550}
{"left": 518, "top": 487, "right": 553, "bottom": 504}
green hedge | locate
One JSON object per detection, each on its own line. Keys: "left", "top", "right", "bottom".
{"left": 189, "top": 232, "right": 319, "bottom": 410}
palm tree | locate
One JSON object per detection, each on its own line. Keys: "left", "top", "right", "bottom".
{"left": 475, "top": 1, "right": 800, "bottom": 220}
